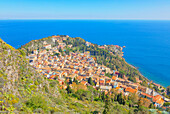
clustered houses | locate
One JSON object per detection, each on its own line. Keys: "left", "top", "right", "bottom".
{"left": 28, "top": 35, "right": 169, "bottom": 108}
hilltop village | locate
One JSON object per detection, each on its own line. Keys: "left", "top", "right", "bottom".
{"left": 27, "top": 35, "right": 169, "bottom": 109}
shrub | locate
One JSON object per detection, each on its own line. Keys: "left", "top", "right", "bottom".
{"left": 49, "top": 81, "right": 57, "bottom": 87}
{"left": 26, "top": 95, "right": 49, "bottom": 111}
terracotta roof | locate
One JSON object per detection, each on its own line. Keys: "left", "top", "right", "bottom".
{"left": 141, "top": 92, "right": 153, "bottom": 99}
{"left": 115, "top": 87, "right": 120, "bottom": 89}
{"left": 115, "top": 45, "right": 119, "bottom": 48}
{"left": 156, "top": 99, "right": 164, "bottom": 105}
{"left": 125, "top": 87, "right": 137, "bottom": 93}
{"left": 152, "top": 95, "right": 164, "bottom": 105}
{"left": 75, "top": 71, "right": 79, "bottom": 74}
{"left": 112, "top": 76, "right": 117, "bottom": 80}
{"left": 106, "top": 80, "right": 111, "bottom": 83}
{"left": 81, "top": 81, "right": 87, "bottom": 85}
{"left": 100, "top": 80, "right": 105, "bottom": 83}
{"left": 76, "top": 76, "right": 83, "bottom": 80}
{"left": 99, "top": 46, "right": 105, "bottom": 49}
{"left": 153, "top": 95, "right": 162, "bottom": 103}
{"left": 50, "top": 75, "right": 57, "bottom": 79}
{"left": 153, "top": 83, "right": 160, "bottom": 87}
{"left": 52, "top": 35, "right": 60, "bottom": 38}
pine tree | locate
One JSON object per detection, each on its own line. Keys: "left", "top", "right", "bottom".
{"left": 117, "top": 93, "right": 125, "bottom": 105}
{"left": 73, "top": 77, "right": 78, "bottom": 84}
{"left": 103, "top": 94, "right": 110, "bottom": 114}
{"left": 88, "top": 77, "right": 94, "bottom": 85}
{"left": 101, "top": 92, "right": 106, "bottom": 102}
{"left": 66, "top": 85, "right": 72, "bottom": 94}
{"left": 69, "top": 77, "right": 73, "bottom": 84}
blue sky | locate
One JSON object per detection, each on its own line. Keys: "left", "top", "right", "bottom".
{"left": 0, "top": 0, "right": 170, "bottom": 20}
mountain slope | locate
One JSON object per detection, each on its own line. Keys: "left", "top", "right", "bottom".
{"left": 0, "top": 38, "right": 61, "bottom": 113}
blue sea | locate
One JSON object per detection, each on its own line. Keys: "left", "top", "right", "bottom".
{"left": 0, "top": 20, "right": 170, "bottom": 87}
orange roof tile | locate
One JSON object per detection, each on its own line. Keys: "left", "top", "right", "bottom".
{"left": 152, "top": 95, "right": 164, "bottom": 105}
{"left": 75, "top": 71, "right": 79, "bottom": 74}
{"left": 106, "top": 80, "right": 111, "bottom": 83}
{"left": 153, "top": 95, "right": 162, "bottom": 102}
{"left": 125, "top": 87, "right": 137, "bottom": 93}
{"left": 81, "top": 81, "right": 87, "bottom": 85}
{"left": 115, "top": 87, "right": 120, "bottom": 89}
{"left": 112, "top": 76, "right": 117, "bottom": 80}
{"left": 77, "top": 76, "right": 83, "bottom": 80}
{"left": 156, "top": 99, "right": 164, "bottom": 105}
{"left": 141, "top": 92, "right": 153, "bottom": 99}
{"left": 50, "top": 75, "right": 57, "bottom": 79}
{"left": 52, "top": 35, "right": 60, "bottom": 38}
{"left": 100, "top": 80, "right": 105, "bottom": 83}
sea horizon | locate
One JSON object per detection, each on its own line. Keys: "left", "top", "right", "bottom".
{"left": 1, "top": 19, "right": 170, "bottom": 21}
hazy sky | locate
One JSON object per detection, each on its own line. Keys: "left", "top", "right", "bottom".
{"left": 0, "top": 0, "right": 170, "bottom": 20}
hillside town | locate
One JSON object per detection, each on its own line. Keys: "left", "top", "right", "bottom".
{"left": 28, "top": 35, "right": 170, "bottom": 109}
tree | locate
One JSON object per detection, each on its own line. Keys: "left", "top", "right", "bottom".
{"left": 119, "top": 70, "right": 126, "bottom": 78}
{"left": 103, "top": 95, "right": 111, "bottom": 114}
{"left": 128, "top": 93, "right": 139, "bottom": 104}
{"left": 54, "top": 53, "right": 60, "bottom": 57}
{"left": 59, "top": 47, "right": 62, "bottom": 52}
{"left": 75, "top": 89, "right": 91, "bottom": 101}
{"left": 149, "top": 103, "right": 154, "bottom": 109}
{"left": 138, "top": 98, "right": 151, "bottom": 108}
{"left": 69, "top": 77, "right": 72, "bottom": 84}
{"left": 167, "top": 86, "right": 170, "bottom": 96}
{"left": 105, "top": 73, "right": 112, "bottom": 78}
{"left": 163, "top": 102, "right": 170, "bottom": 106}
{"left": 137, "top": 105, "right": 148, "bottom": 113}
{"left": 66, "top": 85, "right": 72, "bottom": 94}
{"left": 101, "top": 92, "right": 106, "bottom": 102}
{"left": 73, "top": 78, "right": 78, "bottom": 84}
{"left": 88, "top": 77, "right": 94, "bottom": 85}
{"left": 128, "top": 76, "right": 136, "bottom": 83}
{"left": 129, "top": 100, "right": 133, "bottom": 107}
{"left": 88, "top": 86, "right": 99, "bottom": 101}
{"left": 117, "top": 93, "right": 125, "bottom": 105}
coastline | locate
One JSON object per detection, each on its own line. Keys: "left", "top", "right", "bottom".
{"left": 1, "top": 20, "right": 170, "bottom": 88}
{"left": 124, "top": 58, "right": 150, "bottom": 82}
{"left": 124, "top": 58, "right": 165, "bottom": 87}
{"left": 122, "top": 48, "right": 151, "bottom": 83}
